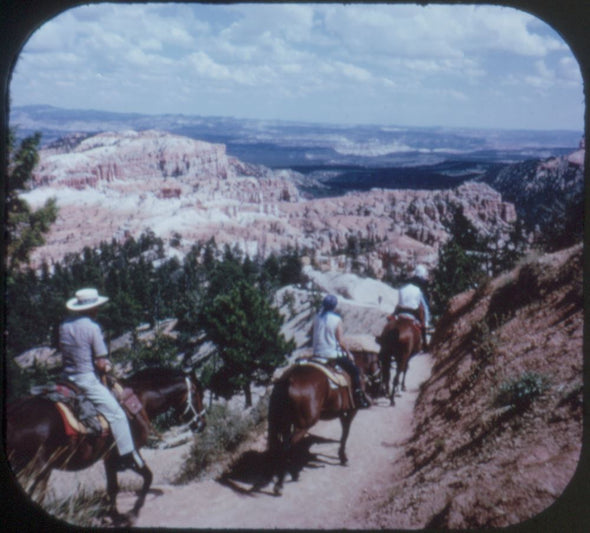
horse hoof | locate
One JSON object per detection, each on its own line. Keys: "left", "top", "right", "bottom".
{"left": 273, "top": 485, "right": 283, "bottom": 496}
{"left": 125, "top": 511, "right": 138, "bottom": 526}
{"left": 109, "top": 512, "right": 130, "bottom": 527}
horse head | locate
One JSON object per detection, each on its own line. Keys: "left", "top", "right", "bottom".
{"left": 123, "top": 367, "right": 206, "bottom": 433}
{"left": 180, "top": 369, "right": 207, "bottom": 433}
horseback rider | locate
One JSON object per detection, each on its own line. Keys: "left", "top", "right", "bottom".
{"left": 312, "top": 294, "right": 370, "bottom": 409}
{"left": 59, "top": 287, "right": 145, "bottom": 472}
{"left": 393, "top": 264, "right": 431, "bottom": 348}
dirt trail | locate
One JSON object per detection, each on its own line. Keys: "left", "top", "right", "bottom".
{"left": 119, "top": 352, "right": 432, "bottom": 529}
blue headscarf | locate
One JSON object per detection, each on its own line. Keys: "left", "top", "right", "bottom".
{"left": 321, "top": 294, "right": 338, "bottom": 314}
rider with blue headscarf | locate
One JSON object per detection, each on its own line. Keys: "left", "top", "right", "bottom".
{"left": 312, "top": 294, "right": 370, "bottom": 409}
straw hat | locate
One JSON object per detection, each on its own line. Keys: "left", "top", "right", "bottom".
{"left": 66, "top": 288, "right": 109, "bottom": 311}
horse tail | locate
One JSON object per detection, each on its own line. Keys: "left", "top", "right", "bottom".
{"left": 267, "top": 376, "right": 292, "bottom": 456}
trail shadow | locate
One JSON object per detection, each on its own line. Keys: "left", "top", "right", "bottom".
{"left": 217, "top": 434, "right": 340, "bottom": 496}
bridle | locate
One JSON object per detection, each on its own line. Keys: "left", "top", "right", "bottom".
{"left": 181, "top": 376, "right": 206, "bottom": 429}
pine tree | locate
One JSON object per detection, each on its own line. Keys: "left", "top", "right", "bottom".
{"left": 199, "top": 280, "right": 294, "bottom": 407}
{"left": 5, "top": 131, "right": 58, "bottom": 277}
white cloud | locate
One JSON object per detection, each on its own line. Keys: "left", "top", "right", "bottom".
{"left": 9, "top": 3, "right": 583, "bottom": 130}
{"left": 334, "top": 61, "right": 373, "bottom": 82}
{"left": 557, "top": 56, "right": 583, "bottom": 84}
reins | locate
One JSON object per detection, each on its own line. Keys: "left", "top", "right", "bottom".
{"left": 181, "top": 377, "right": 206, "bottom": 428}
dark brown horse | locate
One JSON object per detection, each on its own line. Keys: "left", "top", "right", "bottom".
{"left": 351, "top": 350, "right": 382, "bottom": 398}
{"left": 6, "top": 367, "right": 206, "bottom": 525}
{"left": 376, "top": 314, "right": 423, "bottom": 405}
{"left": 267, "top": 362, "right": 357, "bottom": 495}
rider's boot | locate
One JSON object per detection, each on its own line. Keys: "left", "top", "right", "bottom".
{"left": 115, "top": 449, "right": 145, "bottom": 472}
{"left": 354, "top": 389, "right": 371, "bottom": 409}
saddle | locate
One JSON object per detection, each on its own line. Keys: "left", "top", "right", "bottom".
{"left": 294, "top": 356, "right": 350, "bottom": 389}
{"left": 30, "top": 378, "right": 143, "bottom": 438}
{"left": 389, "top": 312, "right": 423, "bottom": 335}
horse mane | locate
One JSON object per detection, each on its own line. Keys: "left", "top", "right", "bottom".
{"left": 122, "top": 367, "right": 186, "bottom": 388}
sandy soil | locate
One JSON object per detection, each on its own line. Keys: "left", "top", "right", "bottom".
{"left": 94, "top": 352, "right": 431, "bottom": 529}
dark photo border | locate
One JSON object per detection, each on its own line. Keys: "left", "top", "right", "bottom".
{"left": 1, "top": 1, "right": 588, "bottom": 532}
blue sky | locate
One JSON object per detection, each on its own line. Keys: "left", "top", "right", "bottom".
{"left": 9, "top": 3, "right": 584, "bottom": 131}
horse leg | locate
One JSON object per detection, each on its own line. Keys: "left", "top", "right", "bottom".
{"left": 401, "top": 364, "right": 409, "bottom": 392}
{"left": 400, "top": 358, "right": 408, "bottom": 392}
{"left": 270, "top": 424, "right": 290, "bottom": 496}
{"left": 390, "top": 367, "right": 401, "bottom": 406}
{"left": 338, "top": 411, "right": 357, "bottom": 465}
{"left": 273, "top": 438, "right": 289, "bottom": 496}
{"left": 127, "top": 464, "right": 153, "bottom": 523}
{"left": 380, "top": 354, "right": 391, "bottom": 397}
{"left": 104, "top": 458, "right": 123, "bottom": 523}
{"left": 288, "top": 428, "right": 308, "bottom": 481}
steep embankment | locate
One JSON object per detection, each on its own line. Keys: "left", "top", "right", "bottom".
{"left": 357, "top": 243, "right": 583, "bottom": 529}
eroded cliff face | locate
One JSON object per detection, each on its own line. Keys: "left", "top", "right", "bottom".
{"left": 35, "top": 130, "right": 231, "bottom": 186}
{"left": 27, "top": 130, "right": 517, "bottom": 275}
{"left": 477, "top": 138, "right": 585, "bottom": 230}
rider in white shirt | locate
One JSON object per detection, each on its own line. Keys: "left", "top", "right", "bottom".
{"left": 394, "top": 265, "right": 431, "bottom": 348}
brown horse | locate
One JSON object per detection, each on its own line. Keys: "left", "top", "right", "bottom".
{"left": 351, "top": 350, "right": 382, "bottom": 398}
{"left": 376, "top": 314, "right": 423, "bottom": 405}
{"left": 267, "top": 362, "right": 357, "bottom": 495}
{"left": 6, "top": 367, "right": 206, "bottom": 525}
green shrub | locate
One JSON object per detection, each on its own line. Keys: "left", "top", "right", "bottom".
{"left": 470, "top": 319, "right": 498, "bottom": 361}
{"left": 176, "top": 394, "right": 268, "bottom": 483}
{"left": 495, "top": 372, "right": 549, "bottom": 412}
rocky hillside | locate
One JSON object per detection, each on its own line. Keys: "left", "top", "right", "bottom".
{"left": 477, "top": 137, "right": 585, "bottom": 231}
{"left": 360, "top": 242, "right": 583, "bottom": 529}
{"left": 24, "top": 129, "right": 517, "bottom": 276}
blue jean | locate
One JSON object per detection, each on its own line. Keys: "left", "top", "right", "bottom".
{"left": 334, "top": 357, "right": 362, "bottom": 391}
{"left": 67, "top": 372, "right": 135, "bottom": 455}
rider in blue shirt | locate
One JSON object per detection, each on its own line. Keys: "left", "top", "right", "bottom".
{"left": 312, "top": 294, "right": 370, "bottom": 409}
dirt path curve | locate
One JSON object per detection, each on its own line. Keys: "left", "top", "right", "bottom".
{"left": 125, "top": 352, "right": 432, "bottom": 529}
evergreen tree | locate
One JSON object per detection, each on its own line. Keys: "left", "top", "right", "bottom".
{"left": 5, "top": 131, "right": 58, "bottom": 277}
{"left": 431, "top": 205, "right": 526, "bottom": 318}
{"left": 199, "top": 280, "right": 294, "bottom": 407}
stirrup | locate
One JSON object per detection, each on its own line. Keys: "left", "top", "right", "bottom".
{"left": 354, "top": 390, "right": 370, "bottom": 409}
{"left": 115, "top": 450, "right": 144, "bottom": 471}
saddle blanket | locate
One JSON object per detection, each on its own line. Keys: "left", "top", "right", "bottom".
{"left": 31, "top": 380, "right": 141, "bottom": 438}
{"left": 295, "top": 358, "right": 350, "bottom": 388}
{"left": 55, "top": 402, "right": 109, "bottom": 438}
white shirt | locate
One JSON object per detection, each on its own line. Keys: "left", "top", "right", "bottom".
{"left": 398, "top": 283, "right": 431, "bottom": 326}
{"left": 312, "top": 311, "right": 342, "bottom": 359}
{"left": 398, "top": 283, "right": 423, "bottom": 309}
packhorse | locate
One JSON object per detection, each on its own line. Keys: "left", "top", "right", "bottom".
{"left": 6, "top": 367, "right": 206, "bottom": 525}
{"left": 267, "top": 359, "right": 358, "bottom": 495}
{"left": 375, "top": 314, "right": 423, "bottom": 406}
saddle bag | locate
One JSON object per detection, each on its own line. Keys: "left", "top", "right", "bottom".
{"left": 109, "top": 379, "right": 144, "bottom": 417}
